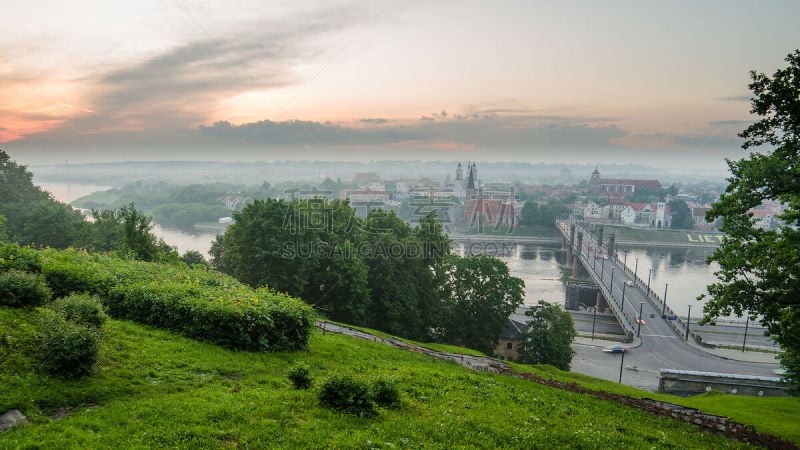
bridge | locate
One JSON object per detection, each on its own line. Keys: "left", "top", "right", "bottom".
{"left": 557, "top": 220, "right": 695, "bottom": 343}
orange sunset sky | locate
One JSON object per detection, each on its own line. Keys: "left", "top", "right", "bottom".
{"left": 2, "top": 0, "right": 799, "bottom": 171}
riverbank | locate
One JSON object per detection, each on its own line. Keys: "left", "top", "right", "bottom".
{"left": 585, "top": 223, "right": 723, "bottom": 248}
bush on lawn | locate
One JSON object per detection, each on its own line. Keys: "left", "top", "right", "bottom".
{"left": 318, "top": 374, "right": 375, "bottom": 417}
{"left": 288, "top": 364, "right": 313, "bottom": 390}
{"left": 38, "top": 310, "right": 100, "bottom": 379}
{"left": 51, "top": 293, "right": 108, "bottom": 328}
{"left": 0, "top": 270, "right": 51, "bottom": 307}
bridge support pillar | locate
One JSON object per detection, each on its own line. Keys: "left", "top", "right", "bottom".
{"left": 595, "top": 291, "right": 609, "bottom": 312}
{"left": 572, "top": 232, "right": 584, "bottom": 278}
{"left": 567, "top": 224, "right": 576, "bottom": 266}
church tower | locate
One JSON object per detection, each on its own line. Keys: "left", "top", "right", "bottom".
{"left": 456, "top": 162, "right": 464, "bottom": 181}
{"left": 590, "top": 165, "right": 601, "bottom": 192}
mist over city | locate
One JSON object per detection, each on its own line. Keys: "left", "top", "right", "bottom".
{"left": 2, "top": 1, "right": 800, "bottom": 447}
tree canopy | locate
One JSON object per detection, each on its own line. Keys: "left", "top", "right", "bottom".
{"left": 212, "top": 198, "right": 525, "bottom": 349}
{"left": 437, "top": 255, "right": 525, "bottom": 354}
{"left": 0, "top": 150, "right": 177, "bottom": 263}
{"left": 668, "top": 199, "right": 693, "bottom": 230}
{"left": 518, "top": 300, "right": 577, "bottom": 370}
{"left": 702, "top": 50, "right": 800, "bottom": 386}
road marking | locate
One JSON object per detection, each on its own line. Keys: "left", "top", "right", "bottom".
{"left": 642, "top": 334, "right": 679, "bottom": 338}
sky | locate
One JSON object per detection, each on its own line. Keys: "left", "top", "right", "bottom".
{"left": 2, "top": 0, "right": 799, "bottom": 172}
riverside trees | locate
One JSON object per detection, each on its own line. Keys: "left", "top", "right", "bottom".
{"left": 0, "top": 150, "right": 177, "bottom": 263}
{"left": 212, "top": 199, "right": 525, "bottom": 350}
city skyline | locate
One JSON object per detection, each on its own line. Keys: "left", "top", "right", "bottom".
{"left": 2, "top": 0, "right": 799, "bottom": 172}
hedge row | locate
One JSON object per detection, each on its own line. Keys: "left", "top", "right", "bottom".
{"left": 37, "top": 248, "right": 315, "bottom": 351}
{"left": 0, "top": 243, "right": 42, "bottom": 273}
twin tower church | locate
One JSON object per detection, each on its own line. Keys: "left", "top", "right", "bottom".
{"left": 452, "top": 162, "right": 517, "bottom": 230}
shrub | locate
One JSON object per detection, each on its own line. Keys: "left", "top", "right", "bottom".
{"left": 256, "top": 288, "right": 316, "bottom": 351}
{"left": 371, "top": 378, "right": 400, "bottom": 408}
{"left": 38, "top": 248, "right": 315, "bottom": 352}
{"left": 318, "top": 374, "right": 375, "bottom": 416}
{"left": 51, "top": 293, "right": 108, "bottom": 328}
{"left": 0, "top": 243, "right": 42, "bottom": 273}
{"left": 38, "top": 310, "right": 100, "bottom": 378}
{"left": 0, "top": 270, "right": 52, "bottom": 307}
{"left": 288, "top": 364, "right": 313, "bottom": 390}
{"left": 41, "top": 256, "right": 113, "bottom": 298}
{"left": 105, "top": 282, "right": 315, "bottom": 352}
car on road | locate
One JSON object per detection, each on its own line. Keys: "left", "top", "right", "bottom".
{"left": 625, "top": 280, "right": 635, "bottom": 287}
{"left": 602, "top": 344, "right": 630, "bottom": 353}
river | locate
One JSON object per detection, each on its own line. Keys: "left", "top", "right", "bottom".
{"left": 38, "top": 182, "right": 719, "bottom": 316}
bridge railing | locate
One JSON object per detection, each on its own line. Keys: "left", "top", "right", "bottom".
{"left": 560, "top": 219, "right": 693, "bottom": 341}
{"left": 572, "top": 236, "right": 636, "bottom": 337}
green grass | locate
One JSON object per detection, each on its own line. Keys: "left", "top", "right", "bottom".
{"left": 0, "top": 307, "right": 772, "bottom": 448}
{"left": 324, "top": 321, "right": 489, "bottom": 357}
{"left": 599, "top": 224, "right": 724, "bottom": 245}
{"left": 508, "top": 360, "right": 800, "bottom": 443}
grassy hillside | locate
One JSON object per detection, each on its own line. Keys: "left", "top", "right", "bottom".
{"left": 1, "top": 307, "right": 788, "bottom": 449}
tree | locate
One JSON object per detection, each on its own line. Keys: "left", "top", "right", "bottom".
{"left": 437, "top": 255, "right": 525, "bottom": 354}
{"left": 0, "top": 150, "right": 85, "bottom": 248}
{"left": 0, "top": 150, "right": 48, "bottom": 204}
{"left": 82, "top": 203, "right": 176, "bottom": 262}
{"left": 181, "top": 250, "right": 207, "bottom": 266}
{"left": 361, "top": 210, "right": 436, "bottom": 340}
{"left": 212, "top": 199, "right": 321, "bottom": 296}
{"left": 303, "top": 242, "right": 371, "bottom": 325}
{"left": 665, "top": 184, "right": 679, "bottom": 198}
{"left": 537, "top": 200, "right": 569, "bottom": 226}
{"left": 518, "top": 301, "right": 577, "bottom": 370}
{"left": 0, "top": 215, "right": 7, "bottom": 242}
{"left": 668, "top": 199, "right": 693, "bottom": 230}
{"left": 520, "top": 201, "right": 539, "bottom": 225}
{"left": 702, "top": 50, "right": 800, "bottom": 387}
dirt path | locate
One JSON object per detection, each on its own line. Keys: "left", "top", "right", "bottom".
{"left": 317, "top": 320, "right": 795, "bottom": 449}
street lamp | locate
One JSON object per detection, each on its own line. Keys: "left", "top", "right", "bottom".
{"left": 685, "top": 304, "right": 692, "bottom": 340}
{"left": 610, "top": 268, "right": 615, "bottom": 294}
{"left": 618, "top": 349, "right": 626, "bottom": 383}
{"left": 621, "top": 281, "right": 627, "bottom": 308}
{"left": 637, "top": 302, "right": 644, "bottom": 337}
{"left": 591, "top": 302, "right": 598, "bottom": 340}
{"left": 742, "top": 314, "right": 750, "bottom": 352}
{"left": 662, "top": 283, "right": 669, "bottom": 315}
{"left": 634, "top": 257, "right": 639, "bottom": 280}
{"left": 623, "top": 250, "right": 629, "bottom": 269}
{"left": 646, "top": 268, "right": 652, "bottom": 294}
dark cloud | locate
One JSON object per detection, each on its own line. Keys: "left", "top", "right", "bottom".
{"left": 359, "top": 118, "right": 389, "bottom": 124}
{"left": 670, "top": 134, "right": 743, "bottom": 149}
{"left": 716, "top": 95, "right": 751, "bottom": 102}
{"left": 197, "top": 115, "right": 627, "bottom": 151}
{"left": 709, "top": 119, "right": 751, "bottom": 127}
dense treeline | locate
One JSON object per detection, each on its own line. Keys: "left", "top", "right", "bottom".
{"left": 518, "top": 199, "right": 570, "bottom": 227}
{"left": 211, "top": 198, "right": 524, "bottom": 353}
{"left": 73, "top": 181, "right": 282, "bottom": 229}
{"left": 0, "top": 150, "right": 179, "bottom": 262}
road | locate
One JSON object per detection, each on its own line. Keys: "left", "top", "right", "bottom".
{"left": 559, "top": 221, "right": 780, "bottom": 388}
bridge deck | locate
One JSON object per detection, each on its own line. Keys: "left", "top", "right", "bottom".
{"left": 558, "top": 220, "right": 690, "bottom": 342}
